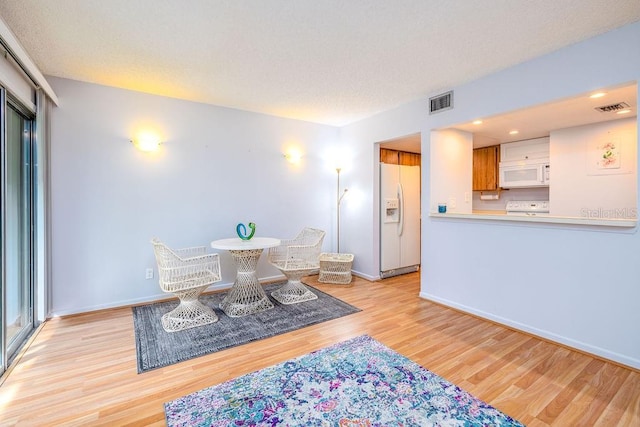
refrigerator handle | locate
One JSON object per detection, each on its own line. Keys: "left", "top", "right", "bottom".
{"left": 398, "top": 182, "right": 404, "bottom": 236}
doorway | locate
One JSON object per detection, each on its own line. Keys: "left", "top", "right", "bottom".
{"left": 1, "top": 89, "right": 36, "bottom": 374}
{"left": 377, "top": 133, "right": 422, "bottom": 279}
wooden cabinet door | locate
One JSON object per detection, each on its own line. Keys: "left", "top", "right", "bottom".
{"left": 473, "top": 146, "right": 499, "bottom": 191}
{"left": 380, "top": 148, "right": 421, "bottom": 166}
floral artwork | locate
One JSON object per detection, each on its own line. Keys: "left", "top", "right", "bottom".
{"left": 587, "top": 134, "right": 632, "bottom": 176}
{"left": 164, "top": 335, "right": 524, "bottom": 426}
{"left": 596, "top": 141, "right": 620, "bottom": 169}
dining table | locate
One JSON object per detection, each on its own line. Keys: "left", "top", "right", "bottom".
{"left": 210, "top": 236, "right": 281, "bottom": 317}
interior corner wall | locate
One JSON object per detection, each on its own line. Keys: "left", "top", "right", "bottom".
{"left": 340, "top": 21, "right": 640, "bottom": 369}
{"left": 48, "top": 77, "right": 340, "bottom": 316}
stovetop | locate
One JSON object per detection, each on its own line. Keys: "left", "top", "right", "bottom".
{"left": 505, "top": 200, "right": 550, "bottom": 215}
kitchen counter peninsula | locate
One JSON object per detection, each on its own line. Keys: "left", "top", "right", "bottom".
{"left": 431, "top": 211, "right": 636, "bottom": 228}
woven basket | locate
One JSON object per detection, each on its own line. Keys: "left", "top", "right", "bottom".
{"left": 318, "top": 253, "right": 354, "bottom": 284}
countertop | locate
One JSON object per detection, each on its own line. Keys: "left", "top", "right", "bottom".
{"left": 430, "top": 210, "right": 636, "bottom": 228}
{"left": 472, "top": 209, "right": 506, "bottom": 215}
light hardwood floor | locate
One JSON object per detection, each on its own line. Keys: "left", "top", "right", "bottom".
{"left": 0, "top": 273, "right": 638, "bottom": 426}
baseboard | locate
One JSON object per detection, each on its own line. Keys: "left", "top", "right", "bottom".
{"left": 49, "top": 271, "right": 376, "bottom": 318}
{"left": 420, "top": 292, "right": 640, "bottom": 371}
{"left": 380, "top": 265, "right": 420, "bottom": 279}
{"left": 351, "top": 270, "right": 378, "bottom": 281}
{"left": 49, "top": 274, "right": 288, "bottom": 318}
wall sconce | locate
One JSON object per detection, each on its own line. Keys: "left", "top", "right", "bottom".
{"left": 284, "top": 149, "right": 302, "bottom": 164}
{"left": 131, "top": 132, "right": 162, "bottom": 152}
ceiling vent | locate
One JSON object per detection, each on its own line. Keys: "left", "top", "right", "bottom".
{"left": 429, "top": 91, "right": 453, "bottom": 114}
{"left": 595, "top": 102, "right": 630, "bottom": 113}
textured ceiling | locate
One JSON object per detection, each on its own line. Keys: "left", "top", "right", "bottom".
{"left": 0, "top": 0, "right": 639, "bottom": 126}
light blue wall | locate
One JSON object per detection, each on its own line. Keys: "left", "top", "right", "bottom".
{"left": 340, "top": 22, "right": 640, "bottom": 368}
{"left": 49, "top": 78, "right": 340, "bottom": 315}
{"left": 48, "top": 22, "right": 640, "bottom": 368}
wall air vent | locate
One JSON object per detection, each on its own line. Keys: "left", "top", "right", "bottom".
{"left": 595, "top": 102, "right": 630, "bottom": 112}
{"left": 429, "top": 91, "right": 453, "bottom": 114}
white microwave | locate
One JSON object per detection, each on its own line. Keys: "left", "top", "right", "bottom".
{"left": 499, "top": 161, "right": 550, "bottom": 188}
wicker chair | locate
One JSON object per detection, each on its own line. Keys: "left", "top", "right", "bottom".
{"left": 151, "top": 238, "right": 222, "bottom": 332}
{"left": 268, "top": 227, "right": 325, "bottom": 304}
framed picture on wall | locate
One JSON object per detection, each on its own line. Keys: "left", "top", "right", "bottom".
{"left": 587, "top": 130, "right": 633, "bottom": 175}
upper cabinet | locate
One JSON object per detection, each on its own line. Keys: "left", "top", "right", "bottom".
{"left": 380, "top": 148, "right": 421, "bottom": 166}
{"left": 473, "top": 145, "right": 499, "bottom": 191}
{"left": 500, "top": 137, "right": 550, "bottom": 163}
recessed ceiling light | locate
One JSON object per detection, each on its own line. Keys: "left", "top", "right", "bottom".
{"left": 472, "top": 120, "right": 483, "bottom": 125}
{"left": 616, "top": 109, "right": 632, "bottom": 115}
{"left": 509, "top": 130, "right": 519, "bottom": 135}
{"left": 590, "top": 92, "right": 606, "bottom": 99}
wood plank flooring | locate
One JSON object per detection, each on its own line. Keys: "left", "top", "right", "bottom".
{"left": 0, "top": 273, "right": 638, "bottom": 426}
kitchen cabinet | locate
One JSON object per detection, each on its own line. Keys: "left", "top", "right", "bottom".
{"left": 380, "top": 148, "right": 399, "bottom": 164}
{"left": 473, "top": 145, "right": 499, "bottom": 191}
{"left": 380, "top": 148, "right": 421, "bottom": 166}
{"left": 399, "top": 151, "right": 421, "bottom": 166}
{"left": 500, "top": 137, "right": 549, "bottom": 162}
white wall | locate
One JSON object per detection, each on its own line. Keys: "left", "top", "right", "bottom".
{"left": 339, "top": 99, "right": 428, "bottom": 278}
{"left": 550, "top": 117, "right": 637, "bottom": 218}
{"left": 48, "top": 77, "right": 340, "bottom": 315}
{"left": 430, "top": 129, "right": 473, "bottom": 214}
{"left": 340, "top": 22, "right": 640, "bottom": 369}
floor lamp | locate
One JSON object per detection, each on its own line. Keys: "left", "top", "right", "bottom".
{"left": 336, "top": 168, "right": 348, "bottom": 253}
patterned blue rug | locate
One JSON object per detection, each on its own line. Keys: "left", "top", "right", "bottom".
{"left": 133, "top": 283, "right": 360, "bottom": 373}
{"left": 165, "top": 335, "right": 524, "bottom": 426}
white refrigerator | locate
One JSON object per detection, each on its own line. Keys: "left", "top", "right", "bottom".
{"left": 380, "top": 163, "right": 421, "bottom": 278}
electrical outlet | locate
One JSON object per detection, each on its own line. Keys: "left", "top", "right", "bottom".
{"left": 464, "top": 192, "right": 470, "bottom": 203}
{"left": 449, "top": 197, "right": 457, "bottom": 209}
{"left": 145, "top": 268, "right": 154, "bottom": 279}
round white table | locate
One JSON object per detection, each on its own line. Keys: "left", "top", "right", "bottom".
{"left": 211, "top": 237, "right": 281, "bottom": 317}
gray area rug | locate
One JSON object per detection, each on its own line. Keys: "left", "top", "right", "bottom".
{"left": 132, "top": 283, "right": 360, "bottom": 373}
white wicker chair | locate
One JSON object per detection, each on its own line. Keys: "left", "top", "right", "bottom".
{"left": 268, "top": 227, "right": 325, "bottom": 304}
{"left": 151, "top": 238, "right": 222, "bottom": 332}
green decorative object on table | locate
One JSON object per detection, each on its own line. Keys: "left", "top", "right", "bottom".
{"left": 236, "top": 222, "right": 256, "bottom": 240}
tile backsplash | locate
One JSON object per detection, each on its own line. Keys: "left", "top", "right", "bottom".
{"left": 473, "top": 187, "right": 550, "bottom": 211}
